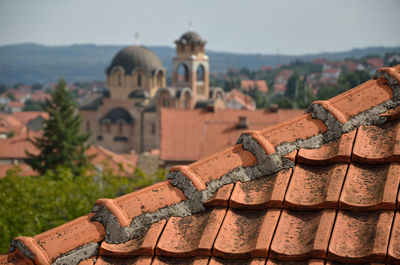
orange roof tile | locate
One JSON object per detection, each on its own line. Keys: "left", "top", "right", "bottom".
{"left": 0, "top": 113, "right": 25, "bottom": 134}
{"left": 160, "top": 108, "right": 304, "bottom": 161}
{"left": 2, "top": 65, "right": 400, "bottom": 265}
{"left": 11, "top": 112, "right": 48, "bottom": 125}
{"left": 241, "top": 80, "right": 268, "bottom": 93}
{"left": 86, "top": 146, "right": 138, "bottom": 177}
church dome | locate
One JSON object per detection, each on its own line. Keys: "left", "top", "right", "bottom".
{"left": 106, "top": 46, "right": 163, "bottom": 75}
{"left": 176, "top": 31, "right": 205, "bottom": 45}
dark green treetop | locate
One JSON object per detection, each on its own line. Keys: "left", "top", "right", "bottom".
{"left": 26, "top": 79, "right": 91, "bottom": 175}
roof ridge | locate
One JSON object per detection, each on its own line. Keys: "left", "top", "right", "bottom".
{"left": 4, "top": 65, "right": 400, "bottom": 265}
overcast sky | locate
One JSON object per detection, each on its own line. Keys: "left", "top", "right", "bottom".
{"left": 0, "top": 0, "right": 399, "bottom": 55}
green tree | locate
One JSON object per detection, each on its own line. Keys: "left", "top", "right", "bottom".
{"left": 23, "top": 99, "right": 43, "bottom": 111}
{"left": 285, "top": 70, "right": 300, "bottom": 101}
{"left": 26, "top": 79, "right": 91, "bottom": 174}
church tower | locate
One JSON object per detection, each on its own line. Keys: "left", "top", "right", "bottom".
{"left": 172, "top": 31, "right": 209, "bottom": 100}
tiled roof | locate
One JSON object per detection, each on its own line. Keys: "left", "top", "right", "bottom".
{"left": 241, "top": 80, "right": 268, "bottom": 93}
{"left": 0, "top": 145, "right": 138, "bottom": 178}
{"left": 0, "top": 114, "right": 25, "bottom": 134}
{"left": 160, "top": 109, "right": 304, "bottom": 161}
{"left": 1, "top": 65, "right": 400, "bottom": 265}
{"left": 0, "top": 131, "right": 41, "bottom": 159}
{"left": 11, "top": 112, "right": 49, "bottom": 125}
{"left": 86, "top": 146, "right": 138, "bottom": 177}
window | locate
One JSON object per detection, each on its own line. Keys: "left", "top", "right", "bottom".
{"left": 86, "top": 121, "right": 91, "bottom": 132}
{"left": 137, "top": 74, "right": 142, "bottom": 87}
{"left": 96, "top": 135, "right": 103, "bottom": 141}
{"left": 177, "top": 64, "right": 189, "bottom": 82}
{"left": 197, "top": 64, "right": 205, "bottom": 81}
{"left": 151, "top": 123, "right": 156, "bottom": 135}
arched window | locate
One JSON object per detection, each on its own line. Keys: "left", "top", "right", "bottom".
{"left": 196, "top": 64, "right": 205, "bottom": 81}
{"left": 216, "top": 91, "right": 223, "bottom": 100}
{"left": 137, "top": 74, "right": 142, "bottom": 87}
{"left": 177, "top": 64, "right": 189, "bottom": 82}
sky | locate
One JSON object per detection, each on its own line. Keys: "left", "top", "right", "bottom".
{"left": 0, "top": 0, "right": 399, "bottom": 55}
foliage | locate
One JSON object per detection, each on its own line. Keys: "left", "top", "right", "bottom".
{"left": 23, "top": 99, "right": 43, "bottom": 111}
{"left": 26, "top": 79, "right": 91, "bottom": 174}
{"left": 0, "top": 165, "right": 166, "bottom": 254}
{"left": 32, "top": 83, "right": 43, "bottom": 91}
{"left": 0, "top": 85, "right": 6, "bottom": 94}
{"left": 276, "top": 96, "right": 294, "bottom": 109}
{"left": 284, "top": 70, "right": 300, "bottom": 101}
{"left": 5, "top": 92, "right": 15, "bottom": 101}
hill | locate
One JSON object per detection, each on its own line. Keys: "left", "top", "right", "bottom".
{"left": 0, "top": 43, "right": 399, "bottom": 85}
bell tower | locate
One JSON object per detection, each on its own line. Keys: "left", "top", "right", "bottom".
{"left": 172, "top": 30, "right": 209, "bottom": 100}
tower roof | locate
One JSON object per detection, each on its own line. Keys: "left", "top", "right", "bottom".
{"left": 106, "top": 46, "right": 163, "bottom": 75}
{"left": 176, "top": 31, "right": 206, "bottom": 45}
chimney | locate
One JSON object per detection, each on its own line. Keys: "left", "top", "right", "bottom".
{"left": 269, "top": 104, "right": 279, "bottom": 113}
{"left": 237, "top": 116, "right": 249, "bottom": 129}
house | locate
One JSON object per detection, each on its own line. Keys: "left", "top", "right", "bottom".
{"left": 241, "top": 80, "right": 268, "bottom": 94}
{"left": 1, "top": 65, "right": 400, "bottom": 264}
{"left": 224, "top": 89, "right": 255, "bottom": 110}
{"left": 7, "top": 101, "right": 25, "bottom": 113}
{"left": 273, "top": 69, "right": 293, "bottom": 95}
{"left": 0, "top": 113, "right": 26, "bottom": 139}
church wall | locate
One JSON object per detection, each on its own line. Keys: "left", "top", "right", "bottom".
{"left": 142, "top": 112, "right": 159, "bottom": 152}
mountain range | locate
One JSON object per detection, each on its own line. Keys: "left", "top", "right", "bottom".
{"left": 0, "top": 43, "right": 399, "bottom": 85}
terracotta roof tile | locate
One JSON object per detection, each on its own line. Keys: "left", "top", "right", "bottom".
{"left": 328, "top": 210, "right": 394, "bottom": 263}
{"left": 229, "top": 168, "right": 291, "bottom": 209}
{"left": 284, "top": 164, "right": 347, "bottom": 210}
{"left": 339, "top": 163, "right": 400, "bottom": 210}
{"left": 270, "top": 210, "right": 336, "bottom": 260}
{"left": 100, "top": 220, "right": 166, "bottom": 257}
{"left": 3, "top": 65, "right": 400, "bottom": 264}
{"left": 156, "top": 208, "right": 226, "bottom": 257}
{"left": 297, "top": 130, "right": 356, "bottom": 165}
{"left": 0, "top": 249, "right": 34, "bottom": 265}
{"left": 352, "top": 123, "right": 400, "bottom": 164}
{"left": 213, "top": 209, "right": 280, "bottom": 259}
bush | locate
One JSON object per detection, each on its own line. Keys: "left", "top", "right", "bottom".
{"left": 0, "top": 165, "right": 166, "bottom": 254}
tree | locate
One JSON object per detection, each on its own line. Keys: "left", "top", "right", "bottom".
{"left": 285, "top": 70, "right": 300, "bottom": 101}
{"left": 26, "top": 79, "right": 91, "bottom": 175}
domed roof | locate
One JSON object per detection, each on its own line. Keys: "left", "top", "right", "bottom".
{"left": 176, "top": 31, "right": 205, "bottom": 45}
{"left": 106, "top": 46, "right": 163, "bottom": 75}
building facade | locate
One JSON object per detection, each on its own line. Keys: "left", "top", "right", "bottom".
{"left": 79, "top": 31, "right": 224, "bottom": 154}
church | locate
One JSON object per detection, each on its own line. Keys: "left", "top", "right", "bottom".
{"left": 79, "top": 31, "right": 225, "bottom": 154}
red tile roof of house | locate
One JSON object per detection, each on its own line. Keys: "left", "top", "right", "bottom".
{"left": 225, "top": 89, "right": 255, "bottom": 110}
{"left": 0, "top": 144, "right": 138, "bottom": 178}
{"left": 160, "top": 108, "right": 304, "bottom": 162}
{"left": 0, "top": 114, "right": 25, "bottom": 135}
{"left": 87, "top": 146, "right": 138, "bottom": 177}
{"left": 241, "top": 80, "right": 268, "bottom": 93}
{"left": 0, "top": 131, "right": 41, "bottom": 159}
{"left": 1, "top": 65, "right": 400, "bottom": 265}
{"left": 0, "top": 164, "right": 38, "bottom": 179}
{"left": 11, "top": 112, "right": 49, "bottom": 125}
{"left": 8, "top": 101, "right": 25, "bottom": 108}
